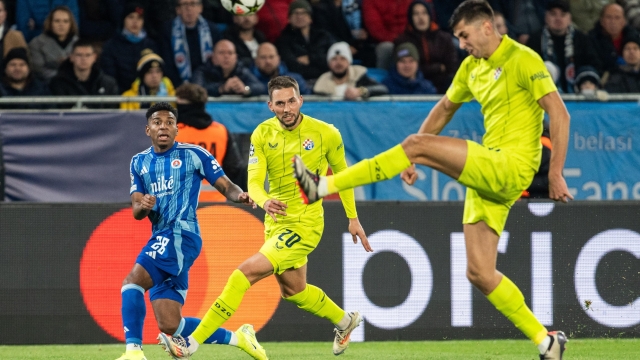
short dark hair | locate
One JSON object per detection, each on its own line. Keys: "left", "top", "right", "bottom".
{"left": 72, "top": 39, "right": 95, "bottom": 52}
{"left": 449, "top": 0, "right": 494, "bottom": 29}
{"left": 146, "top": 102, "right": 178, "bottom": 121}
{"left": 267, "top": 76, "right": 300, "bottom": 99}
{"left": 175, "top": 83, "right": 208, "bottom": 104}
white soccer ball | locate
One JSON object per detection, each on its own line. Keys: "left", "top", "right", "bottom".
{"left": 221, "top": 0, "right": 265, "bottom": 16}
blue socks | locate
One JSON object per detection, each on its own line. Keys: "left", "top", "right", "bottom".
{"left": 121, "top": 284, "right": 146, "bottom": 346}
{"left": 177, "top": 317, "right": 233, "bottom": 345}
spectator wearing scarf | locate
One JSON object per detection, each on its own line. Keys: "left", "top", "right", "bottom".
{"left": 159, "top": 0, "right": 221, "bottom": 86}
{"left": 120, "top": 52, "right": 175, "bottom": 110}
{"left": 526, "top": 0, "right": 602, "bottom": 93}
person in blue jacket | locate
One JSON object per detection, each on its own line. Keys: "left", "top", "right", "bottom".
{"left": 383, "top": 42, "right": 437, "bottom": 95}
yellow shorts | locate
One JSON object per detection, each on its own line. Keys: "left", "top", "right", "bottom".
{"left": 457, "top": 140, "right": 537, "bottom": 235}
{"left": 259, "top": 217, "right": 324, "bottom": 275}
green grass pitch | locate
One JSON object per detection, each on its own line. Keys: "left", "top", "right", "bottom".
{"left": 1, "top": 339, "right": 638, "bottom": 359}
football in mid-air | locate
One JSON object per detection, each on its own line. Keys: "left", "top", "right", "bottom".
{"left": 221, "top": 0, "right": 265, "bottom": 15}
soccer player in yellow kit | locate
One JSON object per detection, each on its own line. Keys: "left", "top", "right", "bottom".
{"left": 158, "top": 75, "right": 371, "bottom": 359}
{"left": 294, "top": 1, "right": 573, "bottom": 359}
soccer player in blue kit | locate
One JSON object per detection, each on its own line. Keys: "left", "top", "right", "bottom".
{"left": 118, "top": 102, "right": 267, "bottom": 360}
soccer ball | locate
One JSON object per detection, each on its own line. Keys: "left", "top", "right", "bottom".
{"left": 221, "top": 0, "right": 265, "bottom": 15}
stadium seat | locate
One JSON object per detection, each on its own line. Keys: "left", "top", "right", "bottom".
{"left": 366, "top": 68, "right": 388, "bottom": 83}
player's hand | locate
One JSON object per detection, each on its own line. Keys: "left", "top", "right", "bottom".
{"left": 140, "top": 194, "right": 156, "bottom": 210}
{"left": 401, "top": 164, "right": 418, "bottom": 185}
{"left": 264, "top": 199, "right": 287, "bottom": 222}
{"left": 548, "top": 173, "right": 573, "bottom": 203}
{"left": 238, "top": 192, "right": 257, "bottom": 208}
{"left": 348, "top": 217, "right": 372, "bottom": 252}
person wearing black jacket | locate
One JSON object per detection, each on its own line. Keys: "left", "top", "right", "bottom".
{"left": 313, "top": 41, "right": 388, "bottom": 99}
{"left": 191, "top": 39, "right": 265, "bottom": 97}
{"left": 275, "top": 0, "right": 335, "bottom": 81}
{"left": 222, "top": 13, "right": 267, "bottom": 68}
{"left": 604, "top": 36, "right": 640, "bottom": 93}
{"left": 49, "top": 40, "right": 118, "bottom": 108}
{"left": 0, "top": 47, "right": 51, "bottom": 109}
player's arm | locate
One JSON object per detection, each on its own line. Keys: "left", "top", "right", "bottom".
{"left": 131, "top": 192, "right": 155, "bottom": 220}
{"left": 213, "top": 175, "right": 256, "bottom": 207}
{"left": 327, "top": 127, "right": 372, "bottom": 252}
{"left": 417, "top": 95, "right": 463, "bottom": 135}
{"left": 537, "top": 91, "right": 573, "bottom": 202}
{"left": 247, "top": 133, "right": 287, "bottom": 221}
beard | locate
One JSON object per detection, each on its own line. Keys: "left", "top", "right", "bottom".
{"left": 277, "top": 112, "right": 301, "bottom": 129}
{"left": 331, "top": 69, "right": 348, "bottom": 79}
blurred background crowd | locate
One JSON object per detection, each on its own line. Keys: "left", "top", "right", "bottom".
{"left": 0, "top": 0, "right": 639, "bottom": 110}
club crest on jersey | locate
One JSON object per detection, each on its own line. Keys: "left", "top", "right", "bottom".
{"left": 171, "top": 159, "right": 182, "bottom": 169}
{"left": 303, "top": 139, "right": 314, "bottom": 150}
{"left": 494, "top": 67, "right": 502, "bottom": 80}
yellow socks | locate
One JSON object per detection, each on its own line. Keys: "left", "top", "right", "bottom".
{"left": 328, "top": 144, "right": 411, "bottom": 194}
{"left": 284, "top": 284, "right": 345, "bottom": 325}
{"left": 192, "top": 269, "right": 250, "bottom": 344}
{"left": 486, "top": 276, "right": 548, "bottom": 345}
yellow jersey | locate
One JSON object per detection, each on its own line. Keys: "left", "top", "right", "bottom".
{"left": 446, "top": 35, "right": 557, "bottom": 171}
{"left": 248, "top": 114, "right": 357, "bottom": 224}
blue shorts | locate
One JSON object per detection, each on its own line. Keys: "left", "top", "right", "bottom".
{"left": 135, "top": 228, "right": 202, "bottom": 304}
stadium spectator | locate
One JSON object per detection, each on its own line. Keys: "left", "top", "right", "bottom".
{"left": 0, "top": 47, "right": 50, "bottom": 108}
{"left": 77, "top": 0, "right": 121, "bottom": 42}
{"left": 604, "top": 35, "right": 640, "bottom": 92}
{"left": 488, "top": 0, "right": 547, "bottom": 44}
{"left": 174, "top": 82, "right": 247, "bottom": 200}
{"left": 382, "top": 42, "right": 437, "bottom": 95}
{"left": 311, "top": 0, "right": 376, "bottom": 68}
{"left": 394, "top": 0, "right": 458, "bottom": 93}
{"left": 313, "top": 41, "right": 388, "bottom": 99}
{"left": 362, "top": 0, "right": 412, "bottom": 70}
{"left": 526, "top": 0, "right": 603, "bottom": 93}
{"left": 251, "top": 42, "right": 311, "bottom": 94}
{"left": 569, "top": 0, "right": 611, "bottom": 32}
{"left": 589, "top": 3, "right": 640, "bottom": 72}
{"left": 222, "top": 13, "right": 267, "bottom": 68}
{"left": 256, "top": 0, "right": 294, "bottom": 43}
{"left": 120, "top": 51, "right": 175, "bottom": 110}
{"left": 100, "top": 3, "right": 159, "bottom": 93}
{"left": 28, "top": 6, "right": 78, "bottom": 83}
{"left": 493, "top": 11, "right": 509, "bottom": 35}
{"left": 126, "top": 0, "right": 175, "bottom": 40}
{"left": 0, "top": 0, "right": 28, "bottom": 60}
{"left": 16, "top": 0, "right": 79, "bottom": 42}
{"left": 158, "top": 0, "right": 221, "bottom": 86}
{"left": 275, "top": 0, "right": 334, "bottom": 81}
{"left": 617, "top": 0, "right": 640, "bottom": 31}
{"left": 49, "top": 40, "right": 118, "bottom": 107}
{"left": 192, "top": 39, "right": 264, "bottom": 96}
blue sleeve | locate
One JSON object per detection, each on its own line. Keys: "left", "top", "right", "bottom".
{"left": 129, "top": 157, "right": 145, "bottom": 195}
{"left": 192, "top": 147, "right": 225, "bottom": 185}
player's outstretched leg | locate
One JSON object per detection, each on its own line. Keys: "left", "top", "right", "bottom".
{"left": 539, "top": 331, "right": 568, "bottom": 360}
{"left": 332, "top": 311, "right": 363, "bottom": 356}
{"left": 235, "top": 324, "right": 269, "bottom": 360}
{"left": 292, "top": 144, "right": 411, "bottom": 204}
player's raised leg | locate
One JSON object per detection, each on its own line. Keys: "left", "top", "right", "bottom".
{"left": 464, "top": 221, "right": 567, "bottom": 360}
{"left": 293, "top": 135, "right": 468, "bottom": 204}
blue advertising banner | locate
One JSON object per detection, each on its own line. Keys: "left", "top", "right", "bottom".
{"left": 208, "top": 101, "right": 640, "bottom": 201}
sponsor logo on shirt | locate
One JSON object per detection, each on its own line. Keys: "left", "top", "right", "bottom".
{"left": 249, "top": 157, "right": 258, "bottom": 164}
{"left": 530, "top": 71, "right": 550, "bottom": 81}
{"left": 140, "top": 166, "right": 149, "bottom": 175}
{"left": 269, "top": 142, "right": 278, "bottom": 149}
{"left": 171, "top": 159, "right": 182, "bottom": 169}
{"left": 303, "top": 139, "right": 314, "bottom": 150}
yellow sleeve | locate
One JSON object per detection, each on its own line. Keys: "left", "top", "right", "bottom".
{"left": 326, "top": 126, "right": 357, "bottom": 219}
{"left": 247, "top": 130, "right": 270, "bottom": 208}
{"left": 445, "top": 57, "right": 474, "bottom": 103}
{"left": 516, "top": 51, "right": 558, "bottom": 100}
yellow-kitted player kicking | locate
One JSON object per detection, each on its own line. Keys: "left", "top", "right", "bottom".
{"left": 158, "top": 75, "right": 371, "bottom": 359}
{"left": 294, "top": 1, "right": 573, "bottom": 360}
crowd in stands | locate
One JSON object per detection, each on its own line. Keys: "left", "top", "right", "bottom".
{"left": 0, "top": 0, "right": 639, "bottom": 110}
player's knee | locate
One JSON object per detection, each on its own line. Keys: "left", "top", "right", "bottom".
{"left": 401, "top": 134, "right": 429, "bottom": 161}
{"left": 466, "top": 267, "right": 491, "bottom": 290}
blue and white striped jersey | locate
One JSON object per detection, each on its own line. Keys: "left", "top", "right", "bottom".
{"left": 129, "top": 142, "right": 225, "bottom": 235}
